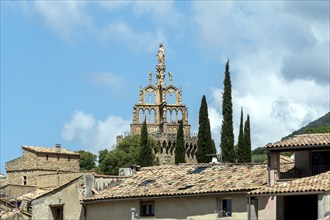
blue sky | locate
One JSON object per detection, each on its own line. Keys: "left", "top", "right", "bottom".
{"left": 1, "top": 1, "right": 329, "bottom": 174}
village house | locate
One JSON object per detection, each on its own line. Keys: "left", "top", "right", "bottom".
{"left": 82, "top": 163, "right": 268, "bottom": 220}
{"left": 249, "top": 133, "right": 330, "bottom": 220}
{"left": 2, "top": 145, "right": 81, "bottom": 200}
{"left": 30, "top": 173, "right": 127, "bottom": 220}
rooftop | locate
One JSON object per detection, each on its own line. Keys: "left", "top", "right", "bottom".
{"left": 83, "top": 163, "right": 267, "bottom": 202}
{"left": 22, "top": 145, "right": 79, "bottom": 155}
{"left": 266, "top": 133, "right": 330, "bottom": 150}
{"left": 250, "top": 170, "right": 330, "bottom": 195}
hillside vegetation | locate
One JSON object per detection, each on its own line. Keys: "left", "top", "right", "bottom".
{"left": 252, "top": 112, "right": 330, "bottom": 163}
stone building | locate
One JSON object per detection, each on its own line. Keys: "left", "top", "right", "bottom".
{"left": 129, "top": 43, "right": 197, "bottom": 164}
{"left": 6, "top": 144, "right": 80, "bottom": 186}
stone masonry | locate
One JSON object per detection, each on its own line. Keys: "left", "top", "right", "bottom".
{"left": 128, "top": 43, "right": 197, "bottom": 164}
{"left": 6, "top": 145, "right": 80, "bottom": 186}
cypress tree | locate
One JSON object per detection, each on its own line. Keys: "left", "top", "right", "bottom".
{"left": 175, "top": 120, "right": 186, "bottom": 164}
{"left": 197, "top": 95, "right": 216, "bottom": 163}
{"left": 220, "top": 60, "right": 235, "bottom": 162}
{"left": 237, "top": 108, "right": 245, "bottom": 163}
{"left": 243, "top": 115, "right": 251, "bottom": 162}
{"left": 138, "top": 119, "right": 154, "bottom": 167}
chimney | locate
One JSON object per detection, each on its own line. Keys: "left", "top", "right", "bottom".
{"left": 55, "top": 144, "right": 61, "bottom": 153}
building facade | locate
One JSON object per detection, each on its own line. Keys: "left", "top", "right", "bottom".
{"left": 127, "top": 43, "right": 197, "bottom": 164}
{"left": 6, "top": 145, "right": 80, "bottom": 186}
{"left": 249, "top": 133, "right": 330, "bottom": 220}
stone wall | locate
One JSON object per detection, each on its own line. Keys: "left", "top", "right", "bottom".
{"left": 35, "top": 153, "right": 79, "bottom": 172}
{"left": 6, "top": 151, "right": 37, "bottom": 172}
{"left": 37, "top": 172, "right": 83, "bottom": 188}
{"left": 7, "top": 170, "right": 57, "bottom": 186}
{"left": 0, "top": 184, "right": 37, "bottom": 200}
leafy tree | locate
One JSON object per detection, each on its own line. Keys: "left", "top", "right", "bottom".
{"left": 197, "top": 95, "right": 216, "bottom": 163}
{"left": 175, "top": 120, "right": 186, "bottom": 164}
{"left": 220, "top": 60, "right": 235, "bottom": 162}
{"left": 76, "top": 150, "right": 97, "bottom": 171}
{"left": 97, "top": 135, "right": 141, "bottom": 175}
{"left": 237, "top": 108, "right": 245, "bottom": 163}
{"left": 138, "top": 119, "right": 154, "bottom": 167}
{"left": 243, "top": 115, "right": 252, "bottom": 162}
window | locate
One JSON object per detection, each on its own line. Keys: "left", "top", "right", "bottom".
{"left": 50, "top": 205, "right": 64, "bottom": 220}
{"left": 140, "top": 201, "right": 155, "bottom": 217}
{"left": 222, "top": 199, "right": 232, "bottom": 217}
{"left": 218, "top": 199, "right": 232, "bottom": 217}
{"left": 68, "top": 156, "right": 70, "bottom": 162}
{"left": 23, "top": 176, "right": 27, "bottom": 185}
{"left": 46, "top": 154, "right": 49, "bottom": 160}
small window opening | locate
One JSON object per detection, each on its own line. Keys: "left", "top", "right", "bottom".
{"left": 46, "top": 154, "right": 49, "bottom": 160}
{"left": 140, "top": 201, "right": 155, "bottom": 217}
{"left": 23, "top": 176, "right": 27, "bottom": 185}
{"left": 57, "top": 155, "right": 60, "bottom": 161}
{"left": 68, "top": 156, "right": 70, "bottom": 162}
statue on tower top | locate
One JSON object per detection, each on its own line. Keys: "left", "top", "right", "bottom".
{"left": 157, "top": 43, "right": 165, "bottom": 65}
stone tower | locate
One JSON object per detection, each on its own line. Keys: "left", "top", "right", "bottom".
{"left": 130, "top": 43, "right": 197, "bottom": 164}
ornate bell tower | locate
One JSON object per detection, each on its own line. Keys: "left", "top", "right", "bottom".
{"left": 130, "top": 43, "right": 197, "bottom": 164}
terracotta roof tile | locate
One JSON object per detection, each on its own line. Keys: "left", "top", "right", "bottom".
{"left": 22, "top": 145, "right": 79, "bottom": 155}
{"left": 266, "top": 133, "right": 330, "bottom": 149}
{"left": 83, "top": 163, "right": 267, "bottom": 202}
{"left": 250, "top": 171, "right": 330, "bottom": 195}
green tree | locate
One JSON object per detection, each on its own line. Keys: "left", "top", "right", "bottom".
{"left": 196, "top": 95, "right": 216, "bottom": 163}
{"left": 97, "top": 135, "right": 141, "bottom": 175}
{"left": 138, "top": 119, "right": 154, "bottom": 167}
{"left": 243, "top": 115, "right": 252, "bottom": 162}
{"left": 76, "top": 150, "right": 97, "bottom": 171}
{"left": 175, "top": 120, "right": 186, "bottom": 164}
{"left": 220, "top": 60, "right": 235, "bottom": 162}
{"left": 237, "top": 108, "right": 245, "bottom": 163}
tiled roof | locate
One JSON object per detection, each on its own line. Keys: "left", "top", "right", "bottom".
{"left": 83, "top": 163, "right": 267, "bottom": 202}
{"left": 266, "top": 133, "right": 330, "bottom": 149}
{"left": 22, "top": 145, "right": 79, "bottom": 155}
{"left": 250, "top": 171, "right": 330, "bottom": 195}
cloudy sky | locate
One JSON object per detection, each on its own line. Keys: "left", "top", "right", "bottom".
{"left": 1, "top": 1, "right": 329, "bottom": 173}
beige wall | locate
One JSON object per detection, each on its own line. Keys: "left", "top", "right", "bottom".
{"left": 257, "top": 196, "right": 277, "bottom": 220}
{"left": 86, "top": 194, "right": 249, "bottom": 220}
{"left": 31, "top": 178, "right": 85, "bottom": 220}
{"left": 318, "top": 192, "right": 330, "bottom": 220}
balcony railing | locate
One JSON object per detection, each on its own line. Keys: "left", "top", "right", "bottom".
{"left": 279, "top": 165, "right": 330, "bottom": 179}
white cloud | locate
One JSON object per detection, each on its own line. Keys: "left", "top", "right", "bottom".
{"left": 86, "top": 72, "right": 128, "bottom": 97}
{"left": 62, "top": 110, "right": 130, "bottom": 153}
{"left": 33, "top": 1, "right": 92, "bottom": 41}
{"left": 192, "top": 1, "right": 329, "bottom": 149}
{"left": 100, "top": 21, "right": 167, "bottom": 52}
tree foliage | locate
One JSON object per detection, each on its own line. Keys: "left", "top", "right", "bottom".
{"left": 97, "top": 135, "right": 140, "bottom": 175}
{"left": 242, "top": 115, "right": 252, "bottom": 162}
{"left": 220, "top": 60, "right": 235, "bottom": 162}
{"left": 197, "top": 95, "right": 216, "bottom": 163}
{"left": 237, "top": 108, "right": 244, "bottom": 163}
{"left": 175, "top": 120, "right": 186, "bottom": 164}
{"left": 76, "top": 150, "right": 97, "bottom": 171}
{"left": 138, "top": 119, "right": 154, "bottom": 167}
{"left": 306, "top": 125, "right": 330, "bottom": 134}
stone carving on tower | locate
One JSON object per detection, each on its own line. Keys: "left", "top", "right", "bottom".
{"left": 130, "top": 43, "right": 197, "bottom": 164}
